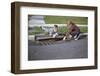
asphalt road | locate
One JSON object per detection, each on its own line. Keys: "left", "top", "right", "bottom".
{"left": 28, "top": 37, "right": 88, "bottom": 60}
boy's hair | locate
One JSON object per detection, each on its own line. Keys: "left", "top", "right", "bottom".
{"left": 67, "top": 21, "right": 75, "bottom": 26}
{"left": 54, "top": 25, "right": 58, "bottom": 28}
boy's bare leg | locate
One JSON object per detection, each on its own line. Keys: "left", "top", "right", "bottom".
{"left": 63, "top": 35, "right": 72, "bottom": 40}
{"left": 63, "top": 33, "right": 69, "bottom": 40}
{"left": 63, "top": 36, "right": 67, "bottom": 40}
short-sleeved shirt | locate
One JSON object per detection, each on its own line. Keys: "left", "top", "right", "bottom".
{"left": 68, "top": 24, "right": 80, "bottom": 33}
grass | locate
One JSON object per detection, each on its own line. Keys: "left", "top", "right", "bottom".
{"left": 79, "top": 26, "right": 88, "bottom": 33}
{"left": 28, "top": 26, "right": 44, "bottom": 35}
{"left": 44, "top": 16, "right": 88, "bottom": 25}
{"left": 58, "top": 26, "right": 87, "bottom": 33}
{"left": 28, "top": 26, "right": 88, "bottom": 35}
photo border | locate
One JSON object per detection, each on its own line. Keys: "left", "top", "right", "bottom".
{"left": 11, "top": 2, "right": 98, "bottom": 74}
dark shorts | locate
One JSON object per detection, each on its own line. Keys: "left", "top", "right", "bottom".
{"left": 70, "top": 31, "right": 80, "bottom": 37}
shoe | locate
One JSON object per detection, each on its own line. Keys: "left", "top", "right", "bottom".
{"left": 75, "top": 38, "right": 78, "bottom": 40}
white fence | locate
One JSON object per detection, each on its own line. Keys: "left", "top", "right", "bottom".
{"left": 29, "top": 24, "right": 87, "bottom": 27}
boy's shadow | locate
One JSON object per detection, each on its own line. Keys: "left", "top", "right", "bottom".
{"left": 79, "top": 34, "right": 87, "bottom": 39}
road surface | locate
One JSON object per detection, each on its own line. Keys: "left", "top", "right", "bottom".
{"left": 28, "top": 37, "right": 88, "bottom": 60}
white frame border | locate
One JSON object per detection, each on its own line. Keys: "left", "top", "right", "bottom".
{"left": 20, "top": 6, "right": 95, "bottom": 70}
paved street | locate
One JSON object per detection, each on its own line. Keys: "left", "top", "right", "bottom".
{"left": 28, "top": 37, "right": 88, "bottom": 60}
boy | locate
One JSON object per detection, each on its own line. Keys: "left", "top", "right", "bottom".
{"left": 63, "top": 21, "right": 80, "bottom": 40}
{"left": 49, "top": 25, "right": 59, "bottom": 38}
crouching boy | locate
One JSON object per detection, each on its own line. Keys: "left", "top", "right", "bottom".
{"left": 63, "top": 21, "right": 80, "bottom": 40}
